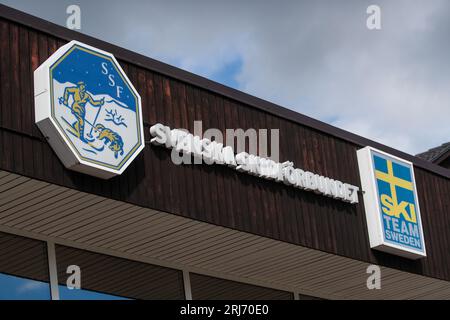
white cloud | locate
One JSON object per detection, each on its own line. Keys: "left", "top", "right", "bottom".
{"left": 16, "top": 280, "right": 46, "bottom": 294}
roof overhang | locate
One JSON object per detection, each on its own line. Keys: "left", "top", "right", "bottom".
{"left": 1, "top": 169, "right": 450, "bottom": 299}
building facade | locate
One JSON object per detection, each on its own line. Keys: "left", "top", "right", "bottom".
{"left": 0, "top": 5, "right": 450, "bottom": 300}
{"left": 417, "top": 143, "right": 450, "bottom": 170}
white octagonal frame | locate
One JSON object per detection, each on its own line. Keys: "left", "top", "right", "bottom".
{"left": 34, "top": 40, "right": 145, "bottom": 179}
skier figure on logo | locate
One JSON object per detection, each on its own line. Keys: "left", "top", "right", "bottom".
{"left": 62, "top": 81, "right": 104, "bottom": 142}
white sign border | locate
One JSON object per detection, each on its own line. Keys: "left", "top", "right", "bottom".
{"left": 357, "top": 146, "right": 426, "bottom": 259}
{"left": 34, "top": 40, "right": 145, "bottom": 179}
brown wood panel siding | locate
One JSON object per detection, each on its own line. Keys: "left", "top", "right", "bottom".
{"left": 0, "top": 13, "right": 449, "bottom": 284}
{"left": 190, "top": 273, "right": 294, "bottom": 300}
{"left": 55, "top": 245, "right": 185, "bottom": 300}
{"left": 0, "top": 231, "right": 49, "bottom": 282}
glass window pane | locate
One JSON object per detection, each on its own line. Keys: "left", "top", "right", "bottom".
{"left": 0, "top": 232, "right": 51, "bottom": 300}
{"left": 58, "top": 285, "right": 130, "bottom": 300}
{"left": 56, "top": 245, "right": 185, "bottom": 300}
{"left": 0, "top": 273, "right": 50, "bottom": 300}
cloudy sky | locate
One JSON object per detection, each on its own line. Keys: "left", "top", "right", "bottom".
{"left": 1, "top": 0, "right": 449, "bottom": 155}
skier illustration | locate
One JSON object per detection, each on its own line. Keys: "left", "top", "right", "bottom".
{"left": 62, "top": 81, "right": 104, "bottom": 142}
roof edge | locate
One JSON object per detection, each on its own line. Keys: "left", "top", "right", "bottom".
{"left": 1, "top": 3, "right": 449, "bottom": 179}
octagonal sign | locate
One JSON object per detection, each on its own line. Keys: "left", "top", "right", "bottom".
{"left": 34, "top": 41, "right": 144, "bottom": 179}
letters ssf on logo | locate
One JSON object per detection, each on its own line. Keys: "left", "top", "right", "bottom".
{"left": 34, "top": 41, "right": 145, "bottom": 179}
{"left": 357, "top": 147, "right": 426, "bottom": 259}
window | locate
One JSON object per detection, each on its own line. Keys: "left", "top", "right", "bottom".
{"left": 0, "top": 232, "right": 51, "bottom": 300}
{"left": 58, "top": 285, "right": 130, "bottom": 300}
{"left": 55, "top": 245, "right": 185, "bottom": 300}
{"left": 0, "top": 232, "right": 301, "bottom": 300}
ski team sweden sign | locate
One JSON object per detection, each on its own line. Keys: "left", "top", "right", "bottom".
{"left": 34, "top": 41, "right": 145, "bottom": 179}
{"left": 357, "top": 147, "right": 426, "bottom": 259}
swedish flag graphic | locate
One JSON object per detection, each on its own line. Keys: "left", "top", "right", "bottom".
{"left": 373, "top": 154, "right": 423, "bottom": 250}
